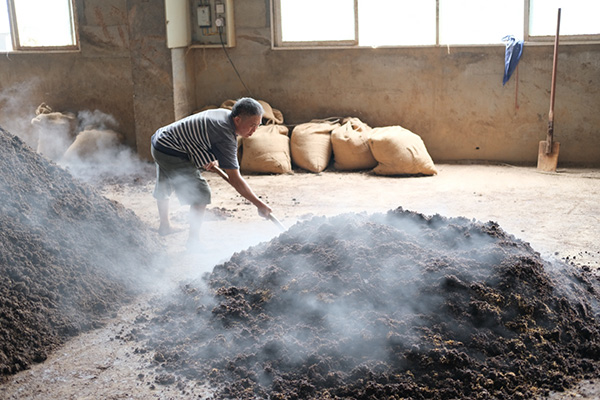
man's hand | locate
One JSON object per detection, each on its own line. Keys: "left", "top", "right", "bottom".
{"left": 257, "top": 203, "right": 272, "bottom": 219}
{"left": 204, "top": 160, "right": 220, "bottom": 171}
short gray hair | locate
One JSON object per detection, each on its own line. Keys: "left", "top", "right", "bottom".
{"left": 231, "top": 97, "right": 264, "bottom": 118}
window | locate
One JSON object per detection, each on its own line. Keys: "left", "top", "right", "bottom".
{"left": 358, "top": 0, "right": 436, "bottom": 47}
{"left": 529, "top": 0, "right": 600, "bottom": 38}
{"left": 272, "top": 0, "right": 600, "bottom": 48}
{"left": 278, "top": 0, "right": 357, "bottom": 45}
{"left": 439, "top": 0, "right": 524, "bottom": 45}
{"left": 0, "top": 0, "right": 78, "bottom": 52}
{"left": 0, "top": 0, "right": 10, "bottom": 50}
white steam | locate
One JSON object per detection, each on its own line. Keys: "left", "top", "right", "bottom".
{"left": 77, "top": 109, "right": 119, "bottom": 132}
{"left": 0, "top": 80, "right": 42, "bottom": 148}
{"left": 28, "top": 107, "right": 149, "bottom": 183}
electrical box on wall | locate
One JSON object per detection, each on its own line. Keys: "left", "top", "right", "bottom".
{"left": 191, "top": 0, "right": 235, "bottom": 48}
{"left": 165, "top": 0, "right": 192, "bottom": 49}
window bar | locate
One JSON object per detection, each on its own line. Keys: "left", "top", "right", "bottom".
{"left": 353, "top": 0, "right": 359, "bottom": 46}
{"left": 6, "top": 0, "right": 19, "bottom": 49}
{"left": 435, "top": 0, "right": 440, "bottom": 46}
{"left": 523, "top": 0, "right": 530, "bottom": 42}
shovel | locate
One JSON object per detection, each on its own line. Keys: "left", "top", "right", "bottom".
{"left": 537, "top": 8, "right": 561, "bottom": 172}
{"left": 212, "top": 165, "right": 286, "bottom": 231}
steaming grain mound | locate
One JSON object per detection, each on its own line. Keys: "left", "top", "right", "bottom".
{"left": 147, "top": 209, "right": 600, "bottom": 399}
{"left": 142, "top": 209, "right": 600, "bottom": 399}
{"left": 0, "top": 126, "right": 158, "bottom": 379}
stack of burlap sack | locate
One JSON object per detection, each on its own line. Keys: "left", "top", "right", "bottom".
{"left": 223, "top": 99, "right": 437, "bottom": 176}
{"left": 219, "top": 99, "right": 291, "bottom": 174}
{"left": 30, "top": 103, "right": 123, "bottom": 163}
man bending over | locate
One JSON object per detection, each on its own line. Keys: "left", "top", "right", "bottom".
{"left": 150, "top": 97, "right": 272, "bottom": 246}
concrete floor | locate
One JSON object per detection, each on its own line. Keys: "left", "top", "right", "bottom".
{"left": 1, "top": 163, "right": 599, "bottom": 399}
{"left": 190, "top": 163, "right": 600, "bottom": 270}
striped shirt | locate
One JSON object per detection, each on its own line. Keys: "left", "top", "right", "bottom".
{"left": 151, "top": 108, "right": 239, "bottom": 169}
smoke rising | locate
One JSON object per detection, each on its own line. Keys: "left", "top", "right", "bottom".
{"left": 58, "top": 109, "right": 149, "bottom": 184}
{"left": 131, "top": 209, "right": 600, "bottom": 399}
{"left": 76, "top": 109, "right": 120, "bottom": 132}
{"left": 0, "top": 124, "right": 162, "bottom": 377}
{"left": 0, "top": 91, "right": 150, "bottom": 184}
{"left": 0, "top": 80, "right": 43, "bottom": 149}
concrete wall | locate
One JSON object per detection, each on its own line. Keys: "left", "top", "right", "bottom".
{"left": 0, "top": 0, "right": 173, "bottom": 160}
{"left": 0, "top": 0, "right": 598, "bottom": 166}
{"left": 192, "top": 0, "right": 600, "bottom": 166}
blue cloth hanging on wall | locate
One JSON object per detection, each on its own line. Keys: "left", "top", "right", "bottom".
{"left": 502, "top": 35, "right": 523, "bottom": 85}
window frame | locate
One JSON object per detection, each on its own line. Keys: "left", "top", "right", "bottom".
{"left": 271, "top": 0, "right": 600, "bottom": 49}
{"left": 272, "top": 0, "right": 359, "bottom": 48}
{"left": 524, "top": 3, "right": 600, "bottom": 43}
{"left": 4, "top": 0, "right": 79, "bottom": 52}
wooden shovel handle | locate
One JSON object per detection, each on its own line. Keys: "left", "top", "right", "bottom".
{"left": 213, "top": 165, "right": 230, "bottom": 181}
{"left": 546, "top": 8, "right": 561, "bottom": 154}
{"left": 549, "top": 8, "right": 561, "bottom": 120}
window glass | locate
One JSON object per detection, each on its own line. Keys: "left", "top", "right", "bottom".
{"left": 12, "top": 0, "right": 76, "bottom": 48}
{"left": 439, "top": 0, "right": 524, "bottom": 44}
{"left": 530, "top": 0, "right": 600, "bottom": 36}
{"left": 274, "top": 0, "right": 600, "bottom": 47}
{"left": 358, "top": 0, "right": 436, "bottom": 46}
{"left": 0, "top": 0, "right": 12, "bottom": 51}
{"left": 280, "top": 0, "right": 355, "bottom": 42}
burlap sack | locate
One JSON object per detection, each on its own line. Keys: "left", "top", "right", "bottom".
{"left": 220, "top": 99, "right": 284, "bottom": 125}
{"left": 31, "top": 111, "right": 77, "bottom": 161}
{"left": 220, "top": 99, "right": 236, "bottom": 110}
{"left": 271, "top": 108, "right": 284, "bottom": 125}
{"left": 368, "top": 126, "right": 438, "bottom": 176}
{"left": 290, "top": 120, "right": 340, "bottom": 173}
{"left": 35, "top": 102, "right": 53, "bottom": 115}
{"left": 62, "top": 128, "right": 123, "bottom": 163}
{"left": 240, "top": 125, "right": 292, "bottom": 174}
{"left": 331, "top": 117, "right": 377, "bottom": 171}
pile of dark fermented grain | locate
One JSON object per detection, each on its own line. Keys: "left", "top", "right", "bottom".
{"left": 137, "top": 209, "right": 600, "bottom": 400}
{"left": 0, "top": 126, "right": 159, "bottom": 379}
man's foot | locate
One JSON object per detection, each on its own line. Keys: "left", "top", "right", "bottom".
{"left": 157, "top": 225, "right": 184, "bottom": 236}
{"left": 185, "top": 237, "right": 204, "bottom": 253}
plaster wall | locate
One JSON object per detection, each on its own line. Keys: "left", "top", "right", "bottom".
{"left": 192, "top": 0, "right": 600, "bottom": 166}
{"left": 0, "top": 0, "right": 597, "bottom": 166}
{"left": 0, "top": 0, "right": 173, "bottom": 160}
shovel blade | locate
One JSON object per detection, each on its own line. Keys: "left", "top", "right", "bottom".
{"left": 537, "top": 141, "right": 560, "bottom": 172}
{"left": 269, "top": 214, "right": 286, "bottom": 231}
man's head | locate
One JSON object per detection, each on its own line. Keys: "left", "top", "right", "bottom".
{"left": 231, "top": 97, "right": 264, "bottom": 138}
